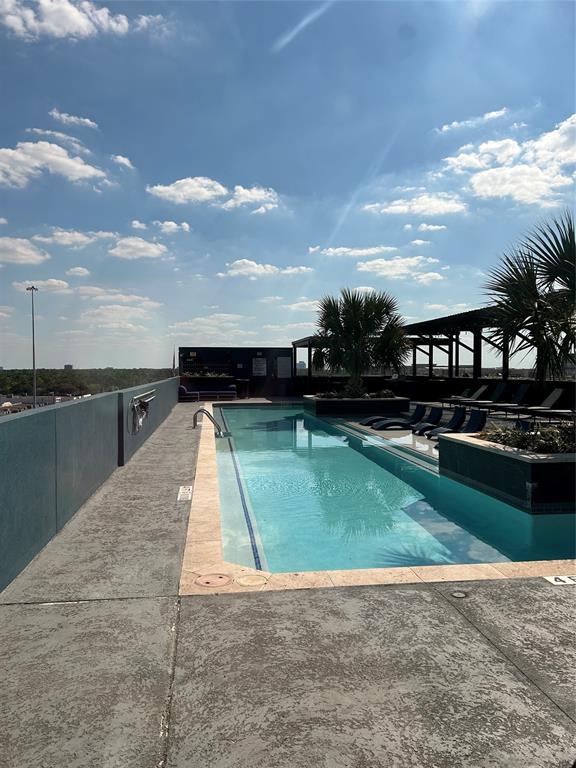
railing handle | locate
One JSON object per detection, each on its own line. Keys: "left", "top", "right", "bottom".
{"left": 193, "top": 408, "right": 225, "bottom": 437}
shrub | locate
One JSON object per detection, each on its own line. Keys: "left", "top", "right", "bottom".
{"left": 479, "top": 422, "right": 575, "bottom": 454}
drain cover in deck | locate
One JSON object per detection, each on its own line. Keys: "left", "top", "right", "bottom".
{"left": 194, "top": 574, "right": 232, "bottom": 587}
{"left": 235, "top": 574, "right": 268, "bottom": 587}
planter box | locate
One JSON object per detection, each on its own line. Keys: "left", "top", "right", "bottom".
{"left": 438, "top": 433, "right": 576, "bottom": 514}
{"left": 303, "top": 395, "right": 410, "bottom": 416}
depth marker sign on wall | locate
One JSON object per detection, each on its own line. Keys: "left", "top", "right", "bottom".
{"left": 178, "top": 486, "right": 193, "bottom": 501}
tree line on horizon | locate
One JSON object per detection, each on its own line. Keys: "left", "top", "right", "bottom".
{"left": 0, "top": 369, "right": 174, "bottom": 396}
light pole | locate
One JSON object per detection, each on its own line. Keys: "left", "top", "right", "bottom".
{"left": 26, "top": 285, "right": 38, "bottom": 408}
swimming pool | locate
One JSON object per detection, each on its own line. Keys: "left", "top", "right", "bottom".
{"left": 215, "top": 406, "right": 575, "bottom": 573}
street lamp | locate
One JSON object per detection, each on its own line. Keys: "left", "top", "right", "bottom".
{"left": 26, "top": 285, "right": 38, "bottom": 408}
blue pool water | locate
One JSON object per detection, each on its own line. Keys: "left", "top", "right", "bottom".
{"left": 215, "top": 407, "right": 575, "bottom": 572}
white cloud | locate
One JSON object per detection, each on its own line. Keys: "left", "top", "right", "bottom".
{"left": 65, "top": 266, "right": 90, "bottom": 277}
{"left": 403, "top": 224, "right": 412, "bottom": 230}
{"left": 50, "top": 108, "right": 98, "bottom": 130}
{"left": 410, "top": 239, "right": 430, "bottom": 246}
{"left": 12, "top": 278, "right": 71, "bottom": 293}
{"left": 131, "top": 220, "right": 147, "bottom": 230}
{"left": 153, "top": 220, "right": 190, "bottom": 234}
{"left": 111, "top": 154, "right": 134, "bottom": 169}
{"left": 252, "top": 203, "right": 278, "bottom": 215}
{"left": 0, "top": 0, "right": 168, "bottom": 41}
{"left": 0, "top": 217, "right": 7, "bottom": 224}
{"left": 220, "top": 185, "right": 279, "bottom": 213}
{"left": 26, "top": 128, "right": 89, "bottom": 155}
{"left": 437, "top": 107, "right": 508, "bottom": 134}
{"left": 259, "top": 295, "right": 284, "bottom": 303}
{"left": 354, "top": 286, "right": 376, "bottom": 293}
{"left": 218, "top": 259, "right": 313, "bottom": 279}
{"left": 263, "top": 322, "right": 315, "bottom": 331}
{"left": 108, "top": 237, "right": 167, "bottom": 260}
{"left": 0, "top": 237, "right": 49, "bottom": 264}
{"left": 357, "top": 255, "right": 441, "bottom": 281}
{"left": 169, "top": 313, "right": 256, "bottom": 343}
{"left": 418, "top": 223, "right": 447, "bottom": 232}
{"left": 77, "top": 286, "right": 161, "bottom": 309}
{"left": 80, "top": 304, "right": 152, "bottom": 328}
{"left": 146, "top": 176, "right": 228, "bottom": 204}
{"left": 441, "top": 113, "right": 576, "bottom": 206}
{"left": 470, "top": 164, "right": 572, "bottom": 206}
{"left": 364, "top": 193, "right": 467, "bottom": 216}
{"left": 283, "top": 300, "right": 319, "bottom": 312}
{"left": 413, "top": 272, "right": 444, "bottom": 284}
{"left": 33, "top": 227, "right": 115, "bottom": 248}
{"left": 0, "top": 304, "right": 14, "bottom": 319}
{"left": 147, "top": 175, "right": 281, "bottom": 213}
{"left": 425, "top": 302, "right": 469, "bottom": 312}
{"left": 312, "top": 245, "right": 397, "bottom": 258}
{"left": 444, "top": 138, "right": 522, "bottom": 174}
{"left": 0, "top": 140, "right": 105, "bottom": 188}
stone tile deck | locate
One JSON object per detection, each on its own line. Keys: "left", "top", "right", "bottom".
{"left": 0, "top": 402, "right": 575, "bottom": 767}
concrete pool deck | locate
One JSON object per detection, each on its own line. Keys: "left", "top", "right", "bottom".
{"left": 1, "top": 403, "right": 575, "bottom": 767}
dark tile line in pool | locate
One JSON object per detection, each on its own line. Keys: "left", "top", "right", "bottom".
{"left": 219, "top": 409, "right": 262, "bottom": 571}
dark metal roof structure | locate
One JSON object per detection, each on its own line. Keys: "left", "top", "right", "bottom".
{"left": 403, "top": 307, "right": 499, "bottom": 336}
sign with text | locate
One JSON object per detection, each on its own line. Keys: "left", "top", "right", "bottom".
{"left": 252, "top": 358, "right": 267, "bottom": 376}
{"left": 543, "top": 575, "right": 576, "bottom": 585}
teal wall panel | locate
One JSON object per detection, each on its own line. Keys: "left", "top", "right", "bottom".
{"left": 55, "top": 393, "right": 119, "bottom": 528}
{"left": 0, "top": 409, "right": 57, "bottom": 591}
{"left": 0, "top": 378, "right": 178, "bottom": 591}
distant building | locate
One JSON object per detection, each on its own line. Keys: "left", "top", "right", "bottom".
{"left": 64, "top": 364, "right": 73, "bottom": 370}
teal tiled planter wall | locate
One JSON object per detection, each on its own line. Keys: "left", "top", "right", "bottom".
{"left": 438, "top": 433, "right": 576, "bottom": 514}
{"left": 0, "top": 378, "right": 179, "bottom": 591}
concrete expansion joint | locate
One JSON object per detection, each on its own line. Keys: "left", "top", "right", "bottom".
{"left": 434, "top": 584, "right": 576, "bottom": 727}
{"left": 157, "top": 596, "right": 182, "bottom": 768}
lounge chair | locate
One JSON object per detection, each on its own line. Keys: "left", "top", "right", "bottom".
{"left": 461, "top": 408, "right": 487, "bottom": 433}
{"left": 506, "top": 388, "right": 565, "bottom": 416}
{"left": 442, "top": 384, "right": 489, "bottom": 407}
{"left": 471, "top": 382, "right": 508, "bottom": 407}
{"left": 432, "top": 409, "right": 487, "bottom": 449}
{"left": 440, "top": 387, "right": 469, "bottom": 406}
{"left": 424, "top": 407, "right": 467, "bottom": 439}
{"left": 412, "top": 406, "right": 443, "bottom": 435}
{"left": 369, "top": 404, "right": 427, "bottom": 431}
{"left": 481, "top": 382, "right": 531, "bottom": 414}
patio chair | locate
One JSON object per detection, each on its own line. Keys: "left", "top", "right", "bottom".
{"left": 442, "top": 384, "right": 489, "bottom": 407}
{"left": 470, "top": 382, "right": 508, "bottom": 407}
{"left": 412, "top": 406, "right": 443, "bottom": 435}
{"left": 369, "top": 404, "right": 427, "bottom": 431}
{"left": 440, "top": 387, "right": 469, "bottom": 406}
{"left": 460, "top": 408, "right": 487, "bottom": 433}
{"left": 424, "top": 407, "right": 467, "bottom": 439}
{"left": 481, "top": 382, "right": 531, "bottom": 414}
{"left": 432, "top": 409, "right": 487, "bottom": 448}
{"left": 506, "top": 388, "right": 565, "bottom": 416}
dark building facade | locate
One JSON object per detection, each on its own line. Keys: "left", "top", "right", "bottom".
{"left": 179, "top": 346, "right": 293, "bottom": 397}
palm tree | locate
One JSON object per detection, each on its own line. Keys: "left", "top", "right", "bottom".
{"left": 311, "top": 288, "right": 410, "bottom": 395}
{"left": 485, "top": 210, "right": 575, "bottom": 386}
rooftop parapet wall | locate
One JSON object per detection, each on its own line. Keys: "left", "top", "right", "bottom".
{"left": 0, "top": 377, "right": 179, "bottom": 591}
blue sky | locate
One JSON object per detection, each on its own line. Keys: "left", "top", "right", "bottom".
{"left": 0, "top": 0, "right": 574, "bottom": 368}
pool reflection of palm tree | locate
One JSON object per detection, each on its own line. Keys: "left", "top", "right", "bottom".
{"left": 376, "top": 540, "right": 454, "bottom": 567}
{"left": 310, "top": 470, "right": 410, "bottom": 541}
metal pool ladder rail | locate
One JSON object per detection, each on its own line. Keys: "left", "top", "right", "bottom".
{"left": 193, "top": 408, "right": 228, "bottom": 437}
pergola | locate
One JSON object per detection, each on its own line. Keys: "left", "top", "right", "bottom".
{"left": 292, "top": 307, "right": 510, "bottom": 379}
{"left": 403, "top": 307, "right": 508, "bottom": 379}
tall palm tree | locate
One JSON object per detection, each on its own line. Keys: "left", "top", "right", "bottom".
{"left": 312, "top": 288, "right": 410, "bottom": 394}
{"left": 485, "top": 210, "right": 575, "bottom": 386}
